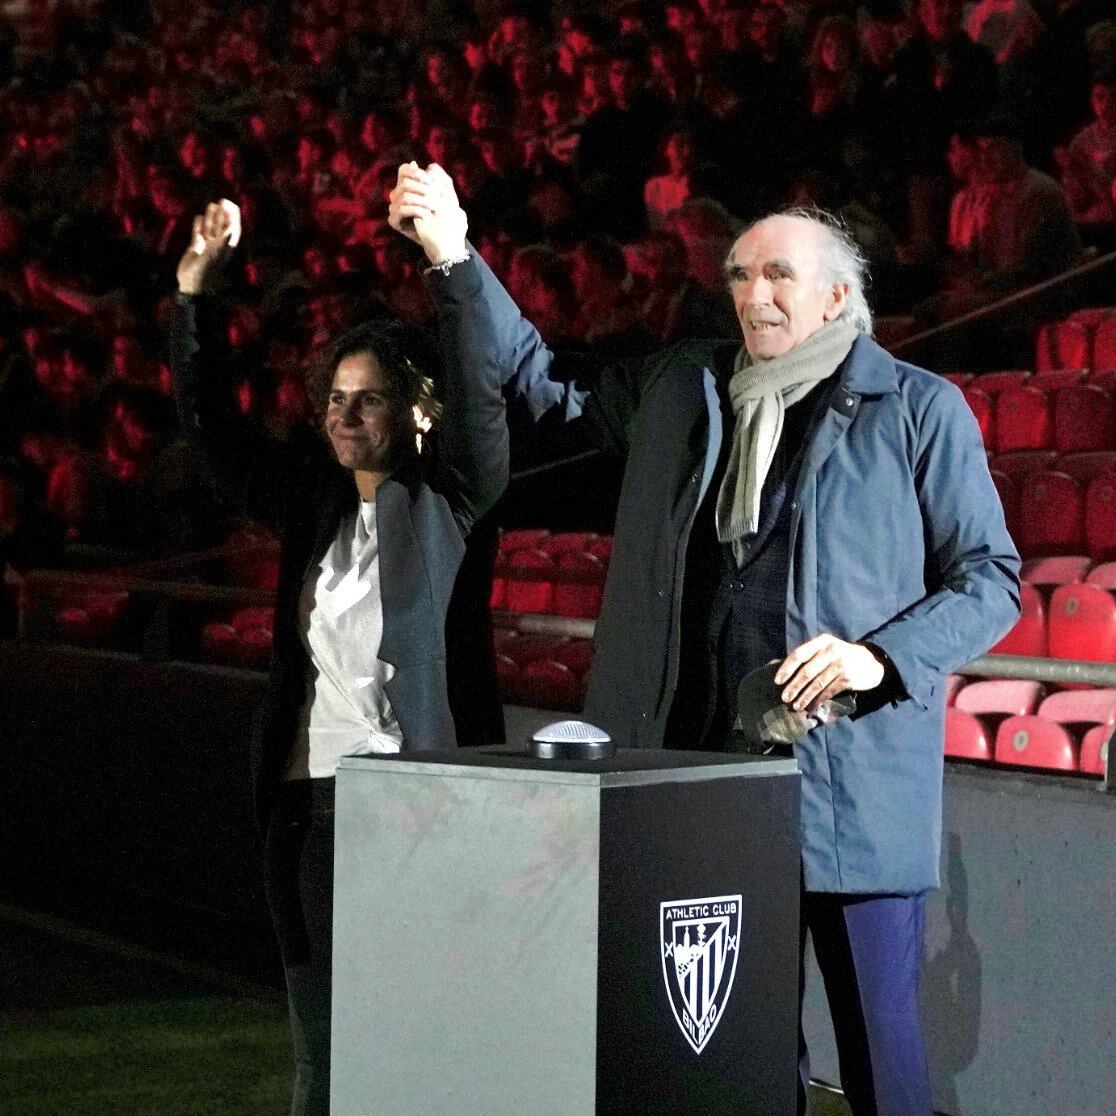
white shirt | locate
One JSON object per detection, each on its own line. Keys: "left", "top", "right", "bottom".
{"left": 285, "top": 498, "right": 403, "bottom": 780}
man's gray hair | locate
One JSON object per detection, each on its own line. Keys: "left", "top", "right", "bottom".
{"left": 728, "top": 207, "right": 874, "bottom": 336}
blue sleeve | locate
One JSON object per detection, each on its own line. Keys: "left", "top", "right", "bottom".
{"left": 865, "top": 381, "right": 1022, "bottom": 710}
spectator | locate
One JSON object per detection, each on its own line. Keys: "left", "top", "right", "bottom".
{"left": 966, "top": 0, "right": 1046, "bottom": 67}
{"left": 568, "top": 235, "right": 654, "bottom": 355}
{"left": 644, "top": 128, "right": 697, "bottom": 226}
{"left": 1061, "top": 73, "right": 1116, "bottom": 229}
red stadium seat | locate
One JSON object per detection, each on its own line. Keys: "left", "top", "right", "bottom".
{"left": 995, "top": 385, "right": 1053, "bottom": 453}
{"left": 1092, "top": 314, "right": 1116, "bottom": 371}
{"left": 499, "top": 632, "right": 567, "bottom": 666}
{"left": 1037, "top": 688, "right": 1116, "bottom": 728}
{"left": 1078, "top": 724, "right": 1113, "bottom": 776}
{"left": 944, "top": 709, "right": 992, "bottom": 761}
{"left": 200, "top": 621, "right": 238, "bottom": 660}
{"left": 971, "top": 370, "right": 1030, "bottom": 396}
{"left": 990, "top": 582, "right": 1046, "bottom": 656}
{"left": 941, "top": 372, "right": 973, "bottom": 389}
{"left": 1053, "top": 385, "right": 1115, "bottom": 454}
{"left": 489, "top": 570, "right": 506, "bottom": 610}
{"left": 1085, "top": 473, "right": 1116, "bottom": 559}
{"left": 962, "top": 387, "right": 995, "bottom": 447}
{"left": 1020, "top": 555, "right": 1092, "bottom": 588}
{"left": 552, "top": 552, "right": 605, "bottom": 619}
{"left": 553, "top": 637, "right": 595, "bottom": 678}
{"left": 990, "top": 470, "right": 1018, "bottom": 540}
{"left": 226, "top": 523, "right": 281, "bottom": 590}
{"left": 503, "top": 548, "right": 554, "bottom": 614}
{"left": 1035, "top": 319, "right": 1090, "bottom": 373}
{"left": 1091, "top": 368, "right": 1116, "bottom": 395}
{"left": 236, "top": 625, "right": 273, "bottom": 664}
{"left": 1047, "top": 584, "right": 1116, "bottom": 664}
{"left": 1057, "top": 451, "right": 1116, "bottom": 483}
{"left": 994, "top": 716, "right": 1077, "bottom": 770}
{"left": 499, "top": 528, "right": 550, "bottom": 555}
{"left": 1018, "top": 471, "right": 1085, "bottom": 557}
{"left": 955, "top": 679, "right": 1044, "bottom": 717}
{"left": 492, "top": 627, "right": 518, "bottom": 656}
{"left": 1030, "top": 368, "right": 1089, "bottom": 392}
{"left": 514, "top": 659, "right": 581, "bottom": 711}
{"left": 991, "top": 449, "right": 1059, "bottom": 478}
{"left": 584, "top": 536, "right": 613, "bottom": 564}
{"left": 1085, "top": 562, "right": 1116, "bottom": 589}
{"left": 541, "top": 531, "right": 598, "bottom": 556}
{"left": 231, "top": 605, "right": 274, "bottom": 634}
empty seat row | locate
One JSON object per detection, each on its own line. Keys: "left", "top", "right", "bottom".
{"left": 963, "top": 382, "right": 1114, "bottom": 455}
{"left": 992, "top": 582, "right": 1116, "bottom": 661}
{"left": 992, "top": 470, "right": 1115, "bottom": 559}
{"left": 1035, "top": 311, "right": 1116, "bottom": 374}
{"left": 492, "top": 549, "right": 608, "bottom": 618}
{"left": 945, "top": 708, "right": 1110, "bottom": 775}
{"left": 991, "top": 449, "right": 1115, "bottom": 482}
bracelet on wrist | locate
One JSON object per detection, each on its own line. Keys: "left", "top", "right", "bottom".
{"left": 423, "top": 251, "right": 470, "bottom": 277}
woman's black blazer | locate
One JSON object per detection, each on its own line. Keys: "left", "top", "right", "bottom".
{"left": 169, "top": 294, "right": 509, "bottom": 828}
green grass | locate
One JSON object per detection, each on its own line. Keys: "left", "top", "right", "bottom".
{"left": 0, "top": 997, "right": 291, "bottom": 1115}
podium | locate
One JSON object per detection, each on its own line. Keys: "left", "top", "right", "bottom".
{"left": 331, "top": 748, "right": 801, "bottom": 1115}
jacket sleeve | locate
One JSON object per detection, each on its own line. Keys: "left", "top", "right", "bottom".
{"left": 862, "top": 381, "right": 1022, "bottom": 710}
{"left": 168, "top": 294, "right": 301, "bottom": 533}
{"left": 423, "top": 248, "right": 646, "bottom": 457}
{"left": 426, "top": 253, "right": 511, "bottom": 532}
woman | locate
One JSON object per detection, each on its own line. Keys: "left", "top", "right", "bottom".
{"left": 170, "top": 197, "right": 507, "bottom": 1115}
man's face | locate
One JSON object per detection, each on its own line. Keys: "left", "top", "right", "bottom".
{"left": 1091, "top": 82, "right": 1116, "bottom": 126}
{"left": 608, "top": 58, "right": 640, "bottom": 106}
{"left": 726, "top": 217, "right": 846, "bottom": 361}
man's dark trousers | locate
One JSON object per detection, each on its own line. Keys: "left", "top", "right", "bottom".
{"left": 798, "top": 891, "right": 933, "bottom": 1116}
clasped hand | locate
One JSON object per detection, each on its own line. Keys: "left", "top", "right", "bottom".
{"left": 387, "top": 162, "right": 468, "bottom": 266}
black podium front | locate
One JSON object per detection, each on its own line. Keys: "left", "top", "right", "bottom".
{"left": 331, "top": 748, "right": 801, "bottom": 1114}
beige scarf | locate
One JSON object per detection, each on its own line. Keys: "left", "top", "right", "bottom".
{"left": 716, "top": 318, "right": 858, "bottom": 565}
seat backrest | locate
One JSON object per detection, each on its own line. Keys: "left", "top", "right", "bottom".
{"left": 994, "top": 716, "right": 1077, "bottom": 770}
{"left": 1047, "top": 583, "right": 1116, "bottom": 663}
{"left": 1085, "top": 473, "right": 1116, "bottom": 560}
{"left": 1035, "top": 319, "right": 1090, "bottom": 373}
{"left": 944, "top": 709, "right": 992, "bottom": 761}
{"left": 972, "top": 370, "right": 1031, "bottom": 396}
{"left": 1085, "top": 561, "right": 1116, "bottom": 589}
{"left": 1092, "top": 313, "right": 1116, "bottom": 372}
{"left": 1020, "top": 555, "right": 1092, "bottom": 587}
{"left": 1054, "top": 384, "right": 1115, "bottom": 454}
{"left": 1018, "top": 471, "right": 1085, "bottom": 557}
{"left": 962, "top": 386, "right": 995, "bottom": 448}
{"left": 995, "top": 385, "right": 1053, "bottom": 453}
{"left": 1037, "top": 688, "right": 1116, "bottom": 726}
{"left": 990, "top": 581, "right": 1046, "bottom": 656}
{"left": 955, "top": 679, "right": 1044, "bottom": 717}
{"left": 1078, "top": 723, "right": 1113, "bottom": 776}
{"left": 1057, "top": 451, "right": 1116, "bottom": 483}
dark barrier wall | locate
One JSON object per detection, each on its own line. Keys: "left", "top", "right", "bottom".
{"left": 0, "top": 641, "right": 270, "bottom": 934}
{"left": 1, "top": 645, "right": 1112, "bottom": 1113}
{"left": 801, "top": 767, "right": 1113, "bottom": 1116}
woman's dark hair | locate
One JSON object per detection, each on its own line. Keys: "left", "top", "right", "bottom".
{"left": 305, "top": 319, "right": 443, "bottom": 461}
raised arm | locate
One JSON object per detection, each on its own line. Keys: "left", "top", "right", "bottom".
{"left": 388, "top": 163, "right": 645, "bottom": 458}
{"left": 169, "top": 201, "right": 302, "bottom": 532}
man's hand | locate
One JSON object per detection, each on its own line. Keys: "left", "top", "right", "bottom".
{"left": 387, "top": 162, "right": 468, "bottom": 266}
{"left": 775, "top": 635, "right": 886, "bottom": 714}
{"left": 176, "top": 199, "right": 241, "bottom": 295}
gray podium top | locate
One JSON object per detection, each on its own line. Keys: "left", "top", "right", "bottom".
{"left": 336, "top": 746, "right": 799, "bottom": 788}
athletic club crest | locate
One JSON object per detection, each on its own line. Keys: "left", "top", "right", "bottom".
{"left": 660, "top": 894, "right": 742, "bottom": 1054}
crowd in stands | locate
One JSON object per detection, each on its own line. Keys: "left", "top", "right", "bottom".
{"left": 0, "top": 0, "right": 1113, "bottom": 595}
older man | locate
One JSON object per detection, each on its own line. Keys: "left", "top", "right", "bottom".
{"left": 390, "top": 165, "right": 1020, "bottom": 1114}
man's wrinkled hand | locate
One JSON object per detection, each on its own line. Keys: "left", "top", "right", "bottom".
{"left": 775, "top": 635, "right": 885, "bottom": 714}
{"left": 387, "top": 162, "right": 468, "bottom": 266}
{"left": 176, "top": 199, "right": 241, "bottom": 295}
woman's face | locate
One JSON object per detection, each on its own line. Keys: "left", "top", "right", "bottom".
{"left": 325, "top": 351, "right": 406, "bottom": 474}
